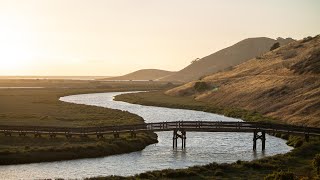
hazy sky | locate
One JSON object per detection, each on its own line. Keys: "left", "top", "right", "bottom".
{"left": 0, "top": 0, "right": 319, "bottom": 76}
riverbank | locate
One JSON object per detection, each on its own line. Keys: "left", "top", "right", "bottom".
{"left": 113, "top": 90, "right": 320, "bottom": 179}
{"left": 115, "top": 91, "right": 276, "bottom": 123}
{"left": 89, "top": 140, "right": 320, "bottom": 179}
{"left": 0, "top": 80, "right": 169, "bottom": 165}
{"left": 0, "top": 132, "right": 157, "bottom": 165}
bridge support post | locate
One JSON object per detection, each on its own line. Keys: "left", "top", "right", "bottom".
{"left": 173, "top": 130, "right": 177, "bottom": 149}
{"left": 4, "top": 131, "right": 11, "bottom": 137}
{"left": 262, "top": 131, "right": 266, "bottom": 151}
{"left": 182, "top": 131, "right": 186, "bottom": 149}
{"left": 253, "top": 130, "right": 266, "bottom": 151}
{"left": 305, "top": 134, "right": 310, "bottom": 142}
{"left": 253, "top": 131, "right": 257, "bottom": 151}
{"left": 19, "top": 131, "right": 26, "bottom": 137}
{"left": 173, "top": 129, "right": 186, "bottom": 149}
{"left": 96, "top": 132, "right": 104, "bottom": 139}
{"left": 130, "top": 130, "right": 136, "bottom": 138}
{"left": 49, "top": 133, "right": 56, "bottom": 138}
{"left": 114, "top": 132, "right": 120, "bottom": 138}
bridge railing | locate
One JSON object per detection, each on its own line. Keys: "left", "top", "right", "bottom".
{"left": 1, "top": 121, "right": 320, "bottom": 135}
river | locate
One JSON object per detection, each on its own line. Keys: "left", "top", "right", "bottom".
{"left": 0, "top": 91, "right": 293, "bottom": 179}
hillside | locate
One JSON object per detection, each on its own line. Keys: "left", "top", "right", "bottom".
{"left": 104, "top": 69, "right": 175, "bottom": 81}
{"left": 161, "top": 37, "right": 294, "bottom": 82}
{"left": 166, "top": 35, "right": 320, "bottom": 127}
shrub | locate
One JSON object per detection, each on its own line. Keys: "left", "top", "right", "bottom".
{"left": 302, "top": 36, "right": 313, "bottom": 43}
{"left": 283, "top": 50, "right": 297, "bottom": 60}
{"left": 165, "top": 169, "right": 197, "bottom": 178}
{"left": 264, "top": 170, "right": 295, "bottom": 180}
{"left": 313, "top": 154, "right": 320, "bottom": 175}
{"left": 194, "top": 81, "right": 209, "bottom": 92}
{"left": 139, "top": 172, "right": 155, "bottom": 179}
{"left": 236, "top": 160, "right": 242, "bottom": 165}
{"left": 286, "top": 136, "right": 304, "bottom": 147}
{"left": 281, "top": 134, "right": 289, "bottom": 140}
{"left": 256, "top": 55, "right": 264, "bottom": 60}
{"left": 270, "top": 42, "right": 280, "bottom": 51}
{"left": 214, "top": 169, "right": 224, "bottom": 176}
{"left": 290, "top": 47, "right": 320, "bottom": 74}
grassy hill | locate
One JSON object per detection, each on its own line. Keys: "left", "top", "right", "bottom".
{"left": 166, "top": 35, "right": 320, "bottom": 127}
{"left": 104, "top": 69, "right": 175, "bottom": 81}
{"left": 161, "top": 37, "right": 294, "bottom": 82}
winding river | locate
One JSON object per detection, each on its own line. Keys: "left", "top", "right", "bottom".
{"left": 0, "top": 92, "right": 293, "bottom": 179}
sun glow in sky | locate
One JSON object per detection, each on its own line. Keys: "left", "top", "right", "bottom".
{"left": 0, "top": 0, "right": 319, "bottom": 76}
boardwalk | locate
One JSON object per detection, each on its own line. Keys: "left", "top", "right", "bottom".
{"left": 1, "top": 121, "right": 320, "bottom": 150}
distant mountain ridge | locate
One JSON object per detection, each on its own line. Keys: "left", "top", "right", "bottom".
{"left": 104, "top": 69, "right": 175, "bottom": 81}
{"left": 160, "top": 37, "right": 295, "bottom": 82}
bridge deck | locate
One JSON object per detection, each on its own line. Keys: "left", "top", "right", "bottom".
{"left": 1, "top": 121, "right": 320, "bottom": 137}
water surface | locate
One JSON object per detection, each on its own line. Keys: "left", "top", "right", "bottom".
{"left": 0, "top": 91, "right": 293, "bottom": 179}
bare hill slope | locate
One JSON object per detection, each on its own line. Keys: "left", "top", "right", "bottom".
{"left": 161, "top": 37, "right": 294, "bottom": 82}
{"left": 166, "top": 35, "right": 320, "bottom": 126}
{"left": 104, "top": 69, "right": 175, "bottom": 81}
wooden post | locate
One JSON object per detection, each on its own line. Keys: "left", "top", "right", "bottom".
{"left": 305, "top": 134, "right": 310, "bottom": 142}
{"left": 173, "top": 130, "right": 187, "bottom": 149}
{"left": 262, "top": 131, "right": 266, "bottom": 151}
{"left": 172, "top": 130, "right": 175, "bottom": 149}
{"left": 175, "top": 132, "right": 178, "bottom": 149}
{"left": 182, "top": 131, "right": 186, "bottom": 149}
{"left": 65, "top": 133, "right": 72, "bottom": 138}
{"left": 173, "top": 130, "right": 177, "bottom": 149}
{"left": 50, "top": 133, "right": 56, "bottom": 138}
{"left": 253, "top": 130, "right": 266, "bottom": 151}
{"left": 97, "top": 133, "right": 103, "bottom": 139}
{"left": 131, "top": 131, "right": 136, "bottom": 138}
{"left": 181, "top": 132, "right": 184, "bottom": 149}
{"left": 114, "top": 132, "right": 119, "bottom": 138}
{"left": 253, "top": 131, "right": 257, "bottom": 151}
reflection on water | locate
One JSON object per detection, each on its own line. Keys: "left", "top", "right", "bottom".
{"left": 0, "top": 92, "right": 293, "bottom": 180}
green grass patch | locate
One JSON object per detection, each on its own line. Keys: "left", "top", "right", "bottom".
{"left": 0, "top": 80, "right": 172, "bottom": 164}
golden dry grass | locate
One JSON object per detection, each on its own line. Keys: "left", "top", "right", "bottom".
{"left": 166, "top": 36, "right": 320, "bottom": 127}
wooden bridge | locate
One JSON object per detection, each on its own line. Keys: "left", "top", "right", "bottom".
{"left": 1, "top": 121, "right": 320, "bottom": 151}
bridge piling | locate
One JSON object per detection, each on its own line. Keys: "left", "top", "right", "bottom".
{"left": 173, "top": 129, "right": 186, "bottom": 149}
{"left": 114, "top": 132, "right": 120, "bottom": 138}
{"left": 49, "top": 133, "right": 56, "bottom": 138}
{"left": 130, "top": 130, "right": 136, "bottom": 138}
{"left": 173, "top": 130, "right": 177, "bottom": 149}
{"left": 182, "top": 131, "right": 186, "bottom": 149}
{"left": 253, "top": 130, "right": 266, "bottom": 151}
{"left": 253, "top": 131, "right": 257, "bottom": 150}
{"left": 96, "top": 132, "right": 103, "bottom": 139}
{"left": 305, "top": 134, "right": 310, "bottom": 142}
{"left": 262, "top": 131, "right": 266, "bottom": 151}
{"left": 19, "top": 131, "right": 26, "bottom": 137}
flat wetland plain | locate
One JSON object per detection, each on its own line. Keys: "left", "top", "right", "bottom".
{"left": 1, "top": 79, "right": 319, "bottom": 179}
{"left": 0, "top": 79, "right": 175, "bottom": 165}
